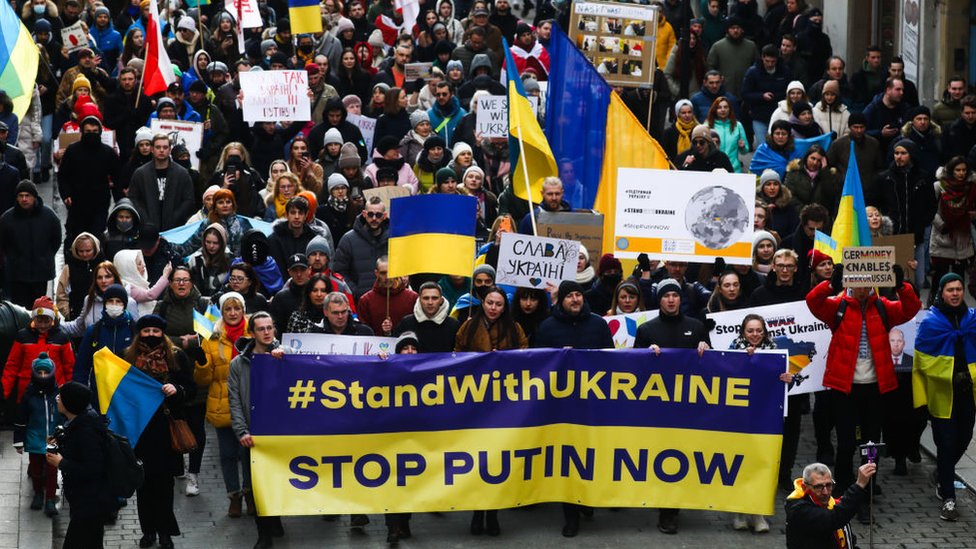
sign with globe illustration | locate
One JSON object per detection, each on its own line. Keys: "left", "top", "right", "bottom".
{"left": 613, "top": 169, "right": 756, "bottom": 264}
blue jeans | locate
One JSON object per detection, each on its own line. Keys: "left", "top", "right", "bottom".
{"left": 215, "top": 427, "right": 250, "bottom": 494}
{"left": 915, "top": 225, "right": 931, "bottom": 288}
{"left": 930, "top": 381, "right": 975, "bottom": 501}
{"left": 752, "top": 120, "right": 768, "bottom": 148}
{"left": 39, "top": 114, "right": 52, "bottom": 171}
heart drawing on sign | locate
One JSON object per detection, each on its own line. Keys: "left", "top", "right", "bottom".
{"left": 529, "top": 277, "right": 543, "bottom": 286}
{"left": 607, "top": 319, "right": 620, "bottom": 336}
{"left": 69, "top": 34, "right": 79, "bottom": 46}
{"left": 544, "top": 244, "right": 555, "bottom": 257}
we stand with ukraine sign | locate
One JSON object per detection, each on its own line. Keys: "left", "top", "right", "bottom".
{"left": 249, "top": 349, "right": 786, "bottom": 516}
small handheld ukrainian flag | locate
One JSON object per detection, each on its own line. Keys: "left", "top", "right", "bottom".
{"left": 813, "top": 230, "right": 841, "bottom": 264}
{"left": 93, "top": 348, "right": 165, "bottom": 446}
{"left": 388, "top": 194, "right": 477, "bottom": 278}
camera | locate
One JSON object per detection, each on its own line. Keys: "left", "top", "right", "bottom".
{"left": 859, "top": 441, "right": 886, "bottom": 464}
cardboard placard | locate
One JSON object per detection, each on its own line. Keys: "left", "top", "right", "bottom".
{"left": 873, "top": 234, "right": 915, "bottom": 279}
{"left": 604, "top": 310, "right": 659, "bottom": 348}
{"left": 567, "top": 0, "right": 658, "bottom": 88}
{"left": 58, "top": 129, "right": 116, "bottom": 150}
{"left": 149, "top": 119, "right": 203, "bottom": 169}
{"left": 842, "top": 246, "right": 896, "bottom": 288}
{"left": 495, "top": 232, "right": 580, "bottom": 289}
{"left": 537, "top": 210, "right": 604, "bottom": 265}
{"left": 405, "top": 62, "right": 433, "bottom": 83}
{"left": 239, "top": 70, "right": 311, "bottom": 123}
{"left": 61, "top": 22, "right": 88, "bottom": 53}
{"left": 364, "top": 185, "right": 411, "bottom": 212}
{"left": 346, "top": 113, "right": 376, "bottom": 157}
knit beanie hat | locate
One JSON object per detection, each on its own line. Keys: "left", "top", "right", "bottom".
{"left": 15, "top": 180, "right": 39, "bottom": 199}
{"left": 375, "top": 135, "right": 399, "bottom": 156}
{"left": 134, "top": 126, "right": 154, "bottom": 146}
{"left": 136, "top": 314, "right": 167, "bottom": 332}
{"left": 342, "top": 95, "right": 362, "bottom": 109}
{"left": 939, "top": 272, "right": 963, "bottom": 295}
{"left": 821, "top": 79, "right": 840, "bottom": 96}
{"left": 759, "top": 169, "right": 781, "bottom": 187}
{"left": 31, "top": 296, "right": 56, "bottom": 320}
{"left": 807, "top": 249, "right": 831, "bottom": 270}
{"left": 792, "top": 101, "right": 813, "bottom": 116}
{"left": 787, "top": 80, "right": 805, "bottom": 94}
{"left": 323, "top": 128, "right": 343, "bottom": 147}
{"left": 452, "top": 141, "right": 473, "bottom": 157}
{"left": 72, "top": 74, "right": 92, "bottom": 93}
{"left": 32, "top": 352, "right": 54, "bottom": 374}
{"left": 410, "top": 110, "right": 430, "bottom": 129}
{"left": 327, "top": 173, "right": 349, "bottom": 193}
{"left": 446, "top": 59, "right": 463, "bottom": 73}
{"left": 435, "top": 167, "right": 456, "bottom": 184}
{"left": 338, "top": 143, "right": 361, "bottom": 169}
{"left": 102, "top": 284, "right": 129, "bottom": 304}
{"left": 306, "top": 235, "right": 332, "bottom": 257}
{"left": 59, "top": 382, "right": 92, "bottom": 415}
{"left": 656, "top": 278, "right": 682, "bottom": 298}
{"left": 691, "top": 124, "right": 711, "bottom": 141}
{"left": 753, "top": 230, "right": 776, "bottom": 250}
{"left": 472, "top": 264, "right": 495, "bottom": 280}
{"left": 218, "top": 291, "right": 245, "bottom": 311}
{"left": 848, "top": 112, "right": 867, "bottom": 127}
{"left": 557, "top": 280, "right": 585, "bottom": 304}
{"left": 598, "top": 253, "right": 622, "bottom": 274}
{"left": 395, "top": 331, "right": 420, "bottom": 353}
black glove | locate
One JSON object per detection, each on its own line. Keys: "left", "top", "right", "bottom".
{"left": 830, "top": 264, "right": 844, "bottom": 292}
{"left": 713, "top": 257, "right": 726, "bottom": 274}
{"left": 637, "top": 253, "right": 651, "bottom": 272}
{"left": 893, "top": 263, "right": 904, "bottom": 287}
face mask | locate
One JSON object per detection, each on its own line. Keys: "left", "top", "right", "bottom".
{"left": 81, "top": 132, "right": 100, "bottom": 146}
{"left": 602, "top": 273, "right": 622, "bottom": 288}
{"left": 117, "top": 219, "right": 133, "bottom": 232}
{"left": 105, "top": 303, "right": 125, "bottom": 318}
{"left": 175, "top": 158, "right": 191, "bottom": 170}
{"left": 473, "top": 285, "right": 491, "bottom": 300}
{"left": 33, "top": 5, "right": 45, "bottom": 14}
{"left": 299, "top": 44, "right": 313, "bottom": 54}
{"left": 31, "top": 371, "right": 56, "bottom": 392}
{"left": 141, "top": 335, "right": 164, "bottom": 348}
{"left": 328, "top": 195, "right": 348, "bottom": 212}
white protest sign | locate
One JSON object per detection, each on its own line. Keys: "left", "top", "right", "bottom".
{"left": 150, "top": 119, "right": 203, "bottom": 169}
{"left": 225, "top": 0, "right": 263, "bottom": 28}
{"left": 604, "top": 310, "right": 659, "bottom": 348}
{"left": 495, "top": 232, "right": 579, "bottom": 289}
{"left": 239, "top": 70, "right": 311, "bottom": 123}
{"left": 405, "top": 62, "right": 433, "bottom": 83}
{"left": 708, "top": 301, "right": 829, "bottom": 395}
{"left": 842, "top": 246, "right": 896, "bottom": 288}
{"left": 61, "top": 22, "right": 88, "bottom": 53}
{"left": 475, "top": 95, "right": 540, "bottom": 138}
{"left": 346, "top": 113, "right": 376, "bottom": 157}
{"left": 614, "top": 168, "right": 756, "bottom": 264}
{"left": 890, "top": 309, "right": 928, "bottom": 373}
{"left": 283, "top": 333, "right": 397, "bottom": 356}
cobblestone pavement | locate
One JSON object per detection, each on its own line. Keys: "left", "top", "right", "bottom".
{"left": 38, "top": 416, "right": 976, "bottom": 549}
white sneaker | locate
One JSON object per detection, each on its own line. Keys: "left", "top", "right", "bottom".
{"left": 185, "top": 473, "right": 200, "bottom": 497}
{"left": 750, "top": 515, "right": 770, "bottom": 533}
{"left": 732, "top": 514, "right": 749, "bottom": 530}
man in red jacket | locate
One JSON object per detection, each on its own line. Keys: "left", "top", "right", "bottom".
{"left": 806, "top": 264, "right": 920, "bottom": 518}
{"left": 357, "top": 256, "right": 418, "bottom": 336}
{"left": 3, "top": 296, "right": 75, "bottom": 403}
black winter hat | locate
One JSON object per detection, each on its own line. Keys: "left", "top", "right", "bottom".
{"left": 15, "top": 180, "right": 39, "bottom": 199}
{"left": 136, "top": 314, "right": 168, "bottom": 332}
{"left": 557, "top": 280, "right": 585, "bottom": 304}
{"left": 59, "top": 382, "right": 92, "bottom": 415}
{"left": 241, "top": 230, "right": 270, "bottom": 265}
{"left": 102, "top": 284, "right": 128, "bottom": 304}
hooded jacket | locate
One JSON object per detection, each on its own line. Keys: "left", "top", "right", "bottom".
{"left": 307, "top": 97, "right": 369, "bottom": 162}
{"left": 101, "top": 198, "right": 142, "bottom": 260}
{"left": 3, "top": 324, "right": 74, "bottom": 402}
{"left": 333, "top": 215, "right": 391, "bottom": 298}
{"left": 0, "top": 192, "right": 62, "bottom": 283}
{"left": 427, "top": 95, "right": 467, "bottom": 148}
{"left": 806, "top": 280, "right": 920, "bottom": 394}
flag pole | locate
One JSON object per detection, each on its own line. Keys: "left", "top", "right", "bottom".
{"left": 516, "top": 125, "right": 537, "bottom": 236}
{"left": 135, "top": 60, "right": 148, "bottom": 108}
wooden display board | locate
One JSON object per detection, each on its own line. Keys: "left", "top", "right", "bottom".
{"left": 567, "top": 0, "right": 658, "bottom": 88}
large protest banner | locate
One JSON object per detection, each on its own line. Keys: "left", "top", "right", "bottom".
{"left": 613, "top": 169, "right": 755, "bottom": 264}
{"left": 250, "top": 348, "right": 785, "bottom": 516}
{"left": 708, "top": 301, "right": 829, "bottom": 395}
{"left": 239, "top": 70, "right": 311, "bottom": 123}
{"left": 283, "top": 333, "right": 397, "bottom": 356}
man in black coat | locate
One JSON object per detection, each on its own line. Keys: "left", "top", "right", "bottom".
{"left": 58, "top": 116, "right": 121, "bottom": 252}
{"left": 268, "top": 197, "right": 326, "bottom": 279}
{"left": 306, "top": 97, "right": 368, "bottom": 162}
{"left": 270, "top": 254, "right": 312, "bottom": 334}
{"left": 751, "top": 249, "right": 807, "bottom": 304}
{"left": 780, "top": 203, "right": 828, "bottom": 287}
{"left": 102, "top": 68, "right": 154, "bottom": 162}
{"left": 48, "top": 382, "right": 117, "bottom": 548}
{"left": 0, "top": 181, "right": 62, "bottom": 307}
{"left": 393, "top": 282, "right": 460, "bottom": 353}
{"left": 311, "top": 292, "right": 374, "bottom": 335}
{"left": 0, "top": 122, "right": 29, "bottom": 180}
{"left": 127, "top": 134, "right": 196, "bottom": 231}
{"left": 632, "top": 277, "right": 710, "bottom": 536}
{"left": 785, "top": 462, "right": 876, "bottom": 549}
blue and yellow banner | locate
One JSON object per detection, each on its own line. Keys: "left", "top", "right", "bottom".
{"left": 93, "top": 348, "right": 165, "bottom": 446}
{"left": 387, "top": 194, "right": 477, "bottom": 278}
{"left": 250, "top": 349, "right": 785, "bottom": 515}
{"left": 0, "top": 0, "right": 39, "bottom": 120}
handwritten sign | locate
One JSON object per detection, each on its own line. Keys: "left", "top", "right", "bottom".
{"left": 282, "top": 333, "right": 397, "bottom": 356}
{"left": 405, "top": 62, "right": 433, "bottom": 83}
{"left": 604, "top": 310, "right": 659, "bottom": 348}
{"left": 150, "top": 119, "right": 203, "bottom": 169}
{"left": 58, "top": 129, "right": 116, "bottom": 150}
{"left": 225, "top": 0, "right": 263, "bottom": 28}
{"left": 842, "top": 246, "right": 895, "bottom": 288}
{"left": 345, "top": 113, "right": 376, "bottom": 157}
{"left": 495, "top": 232, "right": 580, "bottom": 289}
{"left": 239, "top": 70, "right": 311, "bottom": 123}
{"left": 475, "top": 95, "right": 540, "bottom": 138}
{"left": 61, "top": 22, "right": 88, "bottom": 53}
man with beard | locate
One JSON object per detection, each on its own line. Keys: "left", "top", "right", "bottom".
{"left": 394, "top": 282, "right": 460, "bottom": 352}
{"left": 517, "top": 177, "right": 571, "bottom": 234}
{"left": 706, "top": 17, "right": 759, "bottom": 97}
{"left": 58, "top": 116, "right": 120, "bottom": 251}
{"left": 103, "top": 68, "right": 153, "bottom": 161}
{"left": 465, "top": 7, "right": 504, "bottom": 66}
{"left": 357, "top": 256, "right": 418, "bottom": 336}
{"left": 307, "top": 63, "right": 340, "bottom": 124}
{"left": 372, "top": 44, "right": 412, "bottom": 89}
{"left": 333, "top": 196, "right": 390, "bottom": 298}
{"left": 489, "top": 0, "right": 518, "bottom": 46}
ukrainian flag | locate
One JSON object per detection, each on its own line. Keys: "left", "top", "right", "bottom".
{"left": 193, "top": 308, "right": 216, "bottom": 339}
{"left": 913, "top": 307, "right": 976, "bottom": 418}
{"left": 830, "top": 141, "right": 872, "bottom": 260}
{"left": 545, "top": 25, "right": 668, "bottom": 255}
{"left": 289, "top": 0, "right": 322, "bottom": 34}
{"left": 388, "top": 194, "right": 477, "bottom": 278}
{"left": 0, "top": 0, "right": 40, "bottom": 120}
{"left": 93, "top": 348, "right": 165, "bottom": 446}
{"left": 504, "top": 38, "right": 558, "bottom": 204}
{"left": 813, "top": 230, "right": 841, "bottom": 264}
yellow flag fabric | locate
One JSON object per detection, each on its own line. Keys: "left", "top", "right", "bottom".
{"left": 505, "top": 40, "right": 557, "bottom": 204}
{"left": 593, "top": 93, "right": 670, "bottom": 256}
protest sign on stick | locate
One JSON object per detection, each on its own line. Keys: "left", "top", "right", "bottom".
{"left": 239, "top": 70, "right": 311, "bottom": 123}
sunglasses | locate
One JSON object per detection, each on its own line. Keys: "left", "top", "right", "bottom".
{"left": 365, "top": 212, "right": 384, "bottom": 219}
{"left": 692, "top": 138, "right": 707, "bottom": 145}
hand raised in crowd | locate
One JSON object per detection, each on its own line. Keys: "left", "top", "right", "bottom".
{"left": 855, "top": 462, "right": 878, "bottom": 488}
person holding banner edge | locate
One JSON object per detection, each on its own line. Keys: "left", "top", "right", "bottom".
{"left": 633, "top": 277, "right": 710, "bottom": 534}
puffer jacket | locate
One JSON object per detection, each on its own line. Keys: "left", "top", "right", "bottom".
{"left": 2, "top": 325, "right": 75, "bottom": 402}
{"left": 332, "top": 215, "right": 391, "bottom": 298}
{"left": 806, "top": 280, "right": 920, "bottom": 394}
{"left": 930, "top": 178, "right": 976, "bottom": 261}
{"left": 533, "top": 303, "right": 614, "bottom": 350}
{"left": 13, "top": 381, "right": 62, "bottom": 454}
{"left": 195, "top": 321, "right": 252, "bottom": 427}
{"left": 783, "top": 159, "right": 843, "bottom": 216}
{"left": 72, "top": 311, "right": 135, "bottom": 397}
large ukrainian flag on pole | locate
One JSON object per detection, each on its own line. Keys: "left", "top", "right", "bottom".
{"left": 504, "top": 38, "right": 557, "bottom": 204}
{"left": 289, "top": 0, "right": 322, "bottom": 34}
{"left": 829, "top": 141, "right": 873, "bottom": 261}
{"left": 93, "top": 348, "right": 165, "bottom": 446}
{"left": 0, "top": 0, "right": 40, "bottom": 120}
{"left": 388, "top": 194, "right": 478, "bottom": 278}
{"left": 913, "top": 307, "right": 976, "bottom": 418}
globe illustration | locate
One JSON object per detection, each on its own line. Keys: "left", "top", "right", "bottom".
{"left": 684, "top": 186, "right": 749, "bottom": 250}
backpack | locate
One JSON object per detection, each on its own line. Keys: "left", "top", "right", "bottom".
{"left": 102, "top": 427, "right": 144, "bottom": 498}
{"left": 833, "top": 298, "right": 890, "bottom": 332}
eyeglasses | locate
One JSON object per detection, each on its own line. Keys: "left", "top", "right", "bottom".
{"left": 774, "top": 264, "right": 796, "bottom": 271}
{"left": 228, "top": 275, "right": 247, "bottom": 283}
{"left": 692, "top": 138, "right": 707, "bottom": 145}
{"left": 808, "top": 482, "right": 835, "bottom": 491}
{"left": 435, "top": 92, "right": 450, "bottom": 98}
{"left": 365, "top": 212, "right": 384, "bottom": 219}
{"left": 172, "top": 278, "right": 192, "bottom": 284}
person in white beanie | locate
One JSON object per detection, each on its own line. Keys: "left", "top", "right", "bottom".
{"left": 768, "top": 80, "right": 809, "bottom": 133}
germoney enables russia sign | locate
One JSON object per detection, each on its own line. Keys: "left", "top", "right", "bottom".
{"left": 249, "top": 349, "right": 785, "bottom": 516}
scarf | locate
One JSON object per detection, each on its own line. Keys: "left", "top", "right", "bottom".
{"left": 577, "top": 265, "right": 595, "bottom": 284}
{"left": 223, "top": 318, "right": 247, "bottom": 352}
{"left": 938, "top": 179, "right": 976, "bottom": 229}
{"left": 135, "top": 343, "right": 170, "bottom": 382}
{"left": 274, "top": 192, "right": 290, "bottom": 218}
{"left": 786, "top": 479, "right": 852, "bottom": 548}
{"left": 674, "top": 116, "right": 698, "bottom": 153}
